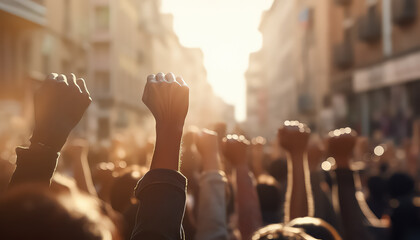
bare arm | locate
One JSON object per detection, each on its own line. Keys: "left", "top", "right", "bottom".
{"left": 131, "top": 72, "right": 189, "bottom": 240}
{"left": 195, "top": 129, "right": 229, "bottom": 240}
{"left": 223, "top": 134, "right": 262, "bottom": 240}
{"left": 278, "top": 121, "right": 313, "bottom": 222}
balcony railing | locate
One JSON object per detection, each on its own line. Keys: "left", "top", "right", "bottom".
{"left": 393, "top": 0, "right": 417, "bottom": 25}
{"left": 357, "top": 13, "right": 381, "bottom": 43}
{"left": 333, "top": 41, "right": 354, "bottom": 69}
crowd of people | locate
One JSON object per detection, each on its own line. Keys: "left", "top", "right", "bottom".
{"left": 0, "top": 72, "right": 419, "bottom": 240}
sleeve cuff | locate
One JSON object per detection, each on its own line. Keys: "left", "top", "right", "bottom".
{"left": 134, "top": 169, "right": 187, "bottom": 199}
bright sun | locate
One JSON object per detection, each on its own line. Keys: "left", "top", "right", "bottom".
{"left": 161, "top": 0, "right": 273, "bottom": 121}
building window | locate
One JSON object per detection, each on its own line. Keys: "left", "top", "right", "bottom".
{"left": 94, "top": 71, "right": 110, "bottom": 93}
{"left": 95, "top": 6, "right": 110, "bottom": 31}
{"left": 98, "top": 117, "right": 110, "bottom": 140}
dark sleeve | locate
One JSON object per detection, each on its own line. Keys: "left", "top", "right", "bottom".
{"left": 334, "top": 169, "right": 374, "bottom": 240}
{"left": 311, "top": 171, "right": 341, "bottom": 232}
{"left": 130, "top": 169, "right": 187, "bottom": 240}
{"left": 8, "top": 146, "right": 59, "bottom": 188}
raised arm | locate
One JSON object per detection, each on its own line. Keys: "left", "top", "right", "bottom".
{"left": 61, "top": 139, "right": 97, "bottom": 196}
{"left": 327, "top": 128, "right": 374, "bottom": 240}
{"left": 131, "top": 72, "right": 189, "bottom": 240}
{"left": 222, "top": 134, "right": 262, "bottom": 240}
{"left": 194, "top": 129, "right": 229, "bottom": 240}
{"left": 9, "top": 73, "right": 91, "bottom": 187}
{"left": 278, "top": 121, "right": 313, "bottom": 222}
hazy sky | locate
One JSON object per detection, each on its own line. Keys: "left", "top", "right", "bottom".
{"left": 161, "top": 0, "right": 273, "bottom": 121}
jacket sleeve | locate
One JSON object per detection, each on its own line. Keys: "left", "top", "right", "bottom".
{"left": 195, "top": 170, "right": 229, "bottom": 240}
{"left": 131, "top": 169, "right": 187, "bottom": 240}
{"left": 8, "top": 146, "right": 59, "bottom": 188}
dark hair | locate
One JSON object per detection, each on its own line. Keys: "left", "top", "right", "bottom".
{"left": 110, "top": 169, "right": 142, "bottom": 213}
{"left": 367, "top": 176, "right": 387, "bottom": 199}
{"left": 0, "top": 185, "right": 120, "bottom": 240}
{"left": 288, "top": 217, "right": 342, "bottom": 240}
{"left": 257, "top": 175, "right": 281, "bottom": 224}
{"left": 252, "top": 224, "right": 315, "bottom": 240}
{"left": 388, "top": 173, "right": 415, "bottom": 199}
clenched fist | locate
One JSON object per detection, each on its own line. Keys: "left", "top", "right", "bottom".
{"left": 195, "top": 129, "right": 221, "bottom": 171}
{"left": 142, "top": 72, "right": 189, "bottom": 131}
{"left": 277, "top": 120, "right": 311, "bottom": 156}
{"left": 31, "top": 73, "right": 91, "bottom": 152}
{"left": 222, "top": 134, "right": 250, "bottom": 166}
{"left": 326, "top": 128, "right": 357, "bottom": 168}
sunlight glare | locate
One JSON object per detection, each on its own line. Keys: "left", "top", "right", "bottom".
{"left": 161, "top": 0, "right": 274, "bottom": 121}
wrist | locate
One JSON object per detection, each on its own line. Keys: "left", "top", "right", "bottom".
{"left": 31, "top": 129, "right": 69, "bottom": 152}
{"left": 202, "top": 155, "right": 221, "bottom": 171}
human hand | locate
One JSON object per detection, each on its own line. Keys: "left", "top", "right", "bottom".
{"left": 326, "top": 128, "right": 357, "bottom": 169}
{"left": 222, "top": 134, "right": 250, "bottom": 167}
{"left": 31, "top": 73, "right": 91, "bottom": 152}
{"left": 195, "top": 129, "right": 221, "bottom": 171}
{"left": 277, "top": 121, "right": 311, "bottom": 156}
{"left": 251, "top": 136, "right": 266, "bottom": 176}
{"left": 142, "top": 72, "right": 189, "bottom": 132}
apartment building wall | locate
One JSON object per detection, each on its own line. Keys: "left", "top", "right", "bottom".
{"left": 330, "top": 0, "right": 420, "bottom": 139}
{"left": 245, "top": 0, "right": 332, "bottom": 138}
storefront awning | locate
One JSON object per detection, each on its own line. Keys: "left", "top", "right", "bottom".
{"left": 353, "top": 50, "right": 420, "bottom": 93}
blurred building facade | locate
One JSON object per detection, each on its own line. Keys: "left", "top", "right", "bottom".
{"left": 330, "top": 0, "right": 420, "bottom": 143}
{"left": 245, "top": 0, "right": 332, "bottom": 138}
{"left": 0, "top": 0, "right": 90, "bottom": 138}
{"left": 0, "top": 0, "right": 234, "bottom": 144}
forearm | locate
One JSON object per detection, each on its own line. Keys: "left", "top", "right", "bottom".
{"left": 72, "top": 156, "right": 97, "bottom": 196}
{"left": 151, "top": 125, "right": 183, "bottom": 171}
{"left": 285, "top": 153, "right": 312, "bottom": 222}
{"left": 195, "top": 170, "right": 228, "bottom": 240}
{"left": 9, "top": 146, "right": 59, "bottom": 188}
{"left": 235, "top": 164, "right": 263, "bottom": 240}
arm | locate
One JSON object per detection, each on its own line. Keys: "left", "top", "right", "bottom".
{"left": 194, "top": 129, "right": 228, "bottom": 240}
{"left": 9, "top": 73, "right": 91, "bottom": 188}
{"left": 251, "top": 137, "right": 266, "bottom": 177}
{"left": 131, "top": 72, "right": 189, "bottom": 240}
{"left": 62, "top": 139, "right": 97, "bottom": 196}
{"left": 278, "top": 121, "right": 313, "bottom": 222}
{"left": 223, "top": 134, "right": 263, "bottom": 240}
{"left": 307, "top": 137, "right": 341, "bottom": 230}
{"left": 327, "top": 128, "right": 374, "bottom": 240}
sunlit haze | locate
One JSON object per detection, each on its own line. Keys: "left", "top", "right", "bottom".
{"left": 161, "top": 0, "right": 274, "bottom": 121}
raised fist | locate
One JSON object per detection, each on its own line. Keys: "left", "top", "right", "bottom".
{"left": 142, "top": 72, "right": 189, "bottom": 131}
{"left": 222, "top": 134, "right": 250, "bottom": 166}
{"left": 31, "top": 73, "right": 91, "bottom": 151}
{"left": 195, "top": 129, "right": 221, "bottom": 171}
{"left": 326, "top": 128, "right": 357, "bottom": 168}
{"left": 277, "top": 120, "right": 311, "bottom": 155}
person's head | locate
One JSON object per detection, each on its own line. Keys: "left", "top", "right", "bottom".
{"left": 110, "top": 167, "right": 144, "bottom": 213}
{"left": 367, "top": 176, "right": 387, "bottom": 200}
{"left": 268, "top": 158, "right": 288, "bottom": 184}
{"left": 0, "top": 184, "right": 121, "bottom": 240}
{"left": 252, "top": 224, "right": 316, "bottom": 240}
{"left": 257, "top": 175, "right": 281, "bottom": 224}
{"left": 388, "top": 172, "right": 415, "bottom": 199}
{"left": 288, "top": 217, "right": 342, "bottom": 240}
